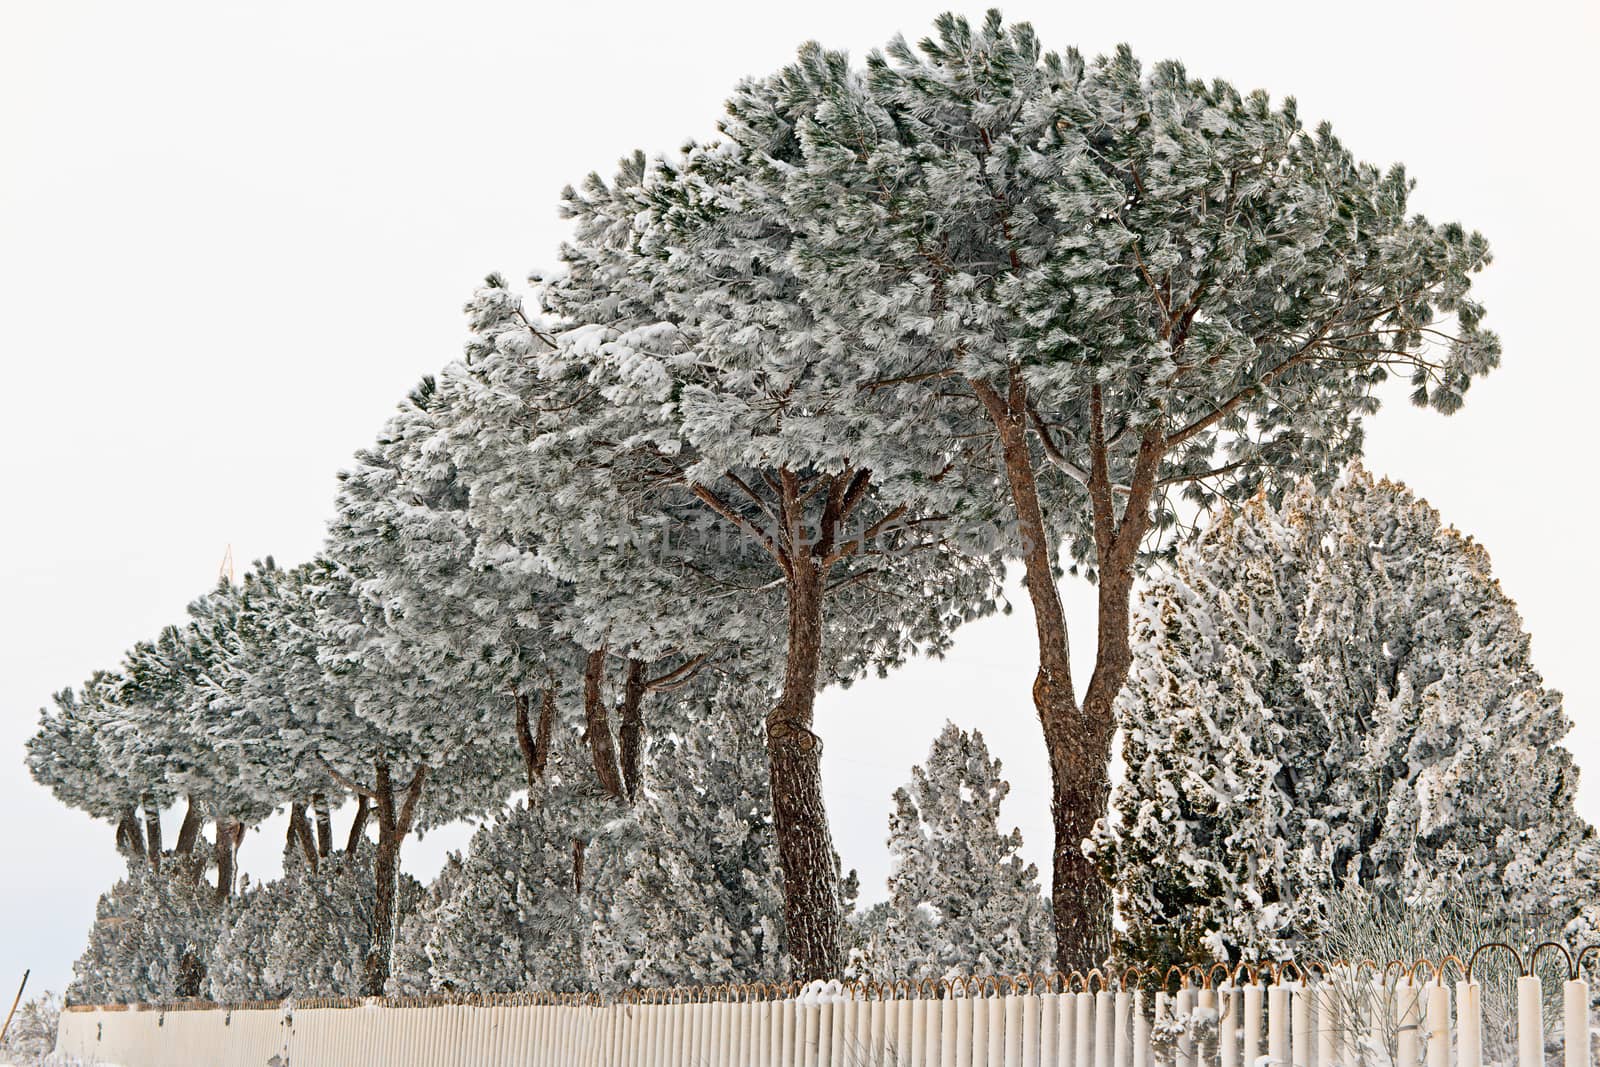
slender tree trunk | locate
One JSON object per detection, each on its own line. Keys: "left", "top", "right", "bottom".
{"left": 767, "top": 557, "right": 844, "bottom": 981}
{"left": 312, "top": 794, "right": 333, "bottom": 858}
{"left": 141, "top": 797, "right": 162, "bottom": 872}
{"left": 288, "top": 801, "right": 318, "bottom": 872}
{"left": 362, "top": 762, "right": 425, "bottom": 998}
{"left": 571, "top": 838, "right": 586, "bottom": 895}
{"left": 582, "top": 648, "right": 627, "bottom": 802}
{"left": 534, "top": 686, "right": 554, "bottom": 779}
{"left": 213, "top": 815, "right": 238, "bottom": 902}
{"left": 116, "top": 807, "right": 144, "bottom": 860}
{"left": 514, "top": 691, "right": 538, "bottom": 794}
{"left": 345, "top": 795, "right": 371, "bottom": 853}
{"left": 618, "top": 658, "right": 648, "bottom": 802}
{"left": 174, "top": 795, "right": 203, "bottom": 855}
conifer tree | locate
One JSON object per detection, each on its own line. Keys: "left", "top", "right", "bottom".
{"left": 634, "top": 12, "right": 1500, "bottom": 965}
{"left": 855, "top": 723, "right": 1053, "bottom": 981}
{"left": 1098, "top": 469, "right": 1600, "bottom": 965}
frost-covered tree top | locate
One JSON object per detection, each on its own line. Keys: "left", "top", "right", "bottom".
{"left": 856, "top": 722, "right": 1054, "bottom": 981}
{"left": 680, "top": 12, "right": 1497, "bottom": 554}
{"left": 26, "top": 673, "right": 137, "bottom": 825}
{"left": 1099, "top": 468, "right": 1600, "bottom": 966}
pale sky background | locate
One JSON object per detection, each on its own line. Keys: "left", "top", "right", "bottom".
{"left": 3, "top": 0, "right": 1596, "bottom": 999}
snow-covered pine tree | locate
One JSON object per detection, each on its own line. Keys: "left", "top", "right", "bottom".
{"left": 26, "top": 674, "right": 149, "bottom": 861}
{"left": 852, "top": 723, "right": 1053, "bottom": 982}
{"left": 544, "top": 129, "right": 1005, "bottom": 979}
{"left": 649, "top": 12, "right": 1501, "bottom": 968}
{"left": 1098, "top": 469, "right": 1600, "bottom": 966}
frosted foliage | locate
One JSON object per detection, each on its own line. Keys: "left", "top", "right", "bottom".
{"left": 211, "top": 844, "right": 421, "bottom": 1000}
{"left": 589, "top": 685, "right": 787, "bottom": 989}
{"left": 67, "top": 861, "right": 221, "bottom": 1005}
{"left": 1098, "top": 468, "right": 1600, "bottom": 965}
{"left": 401, "top": 687, "right": 785, "bottom": 994}
{"left": 852, "top": 723, "right": 1054, "bottom": 981}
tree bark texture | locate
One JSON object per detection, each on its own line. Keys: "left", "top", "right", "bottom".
{"left": 213, "top": 815, "right": 238, "bottom": 903}
{"left": 582, "top": 648, "right": 627, "bottom": 803}
{"left": 141, "top": 798, "right": 162, "bottom": 872}
{"left": 345, "top": 794, "right": 371, "bottom": 854}
{"left": 288, "top": 801, "right": 318, "bottom": 872}
{"left": 115, "top": 807, "right": 144, "bottom": 860}
{"left": 361, "top": 761, "right": 425, "bottom": 997}
{"left": 767, "top": 556, "right": 843, "bottom": 982}
{"left": 173, "top": 795, "right": 204, "bottom": 855}
{"left": 618, "top": 659, "right": 648, "bottom": 802}
{"left": 312, "top": 793, "right": 333, "bottom": 858}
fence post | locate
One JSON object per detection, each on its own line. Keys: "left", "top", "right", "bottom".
{"left": 1424, "top": 981, "right": 1449, "bottom": 1067}
{"left": 1563, "top": 977, "right": 1589, "bottom": 1067}
{"left": 1113, "top": 987, "right": 1131, "bottom": 1067}
{"left": 1516, "top": 975, "right": 1541, "bottom": 1067}
{"left": 1266, "top": 980, "right": 1288, "bottom": 1067}
{"left": 1132, "top": 990, "right": 1149, "bottom": 1067}
{"left": 1290, "top": 982, "right": 1311, "bottom": 1067}
{"left": 1241, "top": 981, "right": 1261, "bottom": 1067}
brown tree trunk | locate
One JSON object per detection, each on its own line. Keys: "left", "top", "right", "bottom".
{"left": 174, "top": 795, "right": 204, "bottom": 855}
{"left": 213, "top": 815, "right": 238, "bottom": 902}
{"left": 767, "top": 557, "right": 844, "bottom": 982}
{"left": 534, "top": 686, "right": 555, "bottom": 779}
{"left": 141, "top": 797, "right": 162, "bottom": 872}
{"left": 582, "top": 648, "right": 626, "bottom": 802}
{"left": 514, "top": 692, "right": 538, "bottom": 794}
{"left": 288, "top": 801, "right": 319, "bottom": 872}
{"left": 345, "top": 795, "right": 371, "bottom": 853}
{"left": 116, "top": 807, "right": 145, "bottom": 860}
{"left": 362, "top": 762, "right": 425, "bottom": 998}
{"left": 973, "top": 375, "right": 1110, "bottom": 970}
{"left": 313, "top": 794, "right": 333, "bottom": 858}
{"left": 571, "top": 837, "right": 586, "bottom": 894}
{"left": 618, "top": 658, "right": 648, "bottom": 802}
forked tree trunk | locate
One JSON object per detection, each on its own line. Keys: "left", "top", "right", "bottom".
{"left": 618, "top": 659, "right": 648, "bottom": 802}
{"left": 141, "top": 798, "right": 162, "bottom": 872}
{"left": 312, "top": 794, "right": 333, "bottom": 858}
{"left": 115, "top": 807, "right": 144, "bottom": 860}
{"left": 973, "top": 375, "right": 1163, "bottom": 971}
{"left": 362, "top": 761, "right": 425, "bottom": 998}
{"left": 582, "top": 649, "right": 627, "bottom": 802}
{"left": 514, "top": 688, "right": 558, "bottom": 794}
{"left": 345, "top": 795, "right": 371, "bottom": 853}
{"left": 767, "top": 558, "right": 843, "bottom": 982}
{"left": 174, "top": 795, "right": 204, "bottom": 855}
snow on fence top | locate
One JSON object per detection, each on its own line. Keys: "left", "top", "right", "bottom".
{"left": 52, "top": 943, "right": 1600, "bottom": 1067}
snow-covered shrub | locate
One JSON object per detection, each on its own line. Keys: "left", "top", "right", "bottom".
{"left": 0, "top": 990, "right": 60, "bottom": 1065}
{"left": 211, "top": 842, "right": 420, "bottom": 1000}
{"left": 403, "top": 689, "right": 786, "bottom": 995}
{"left": 850, "top": 723, "right": 1053, "bottom": 982}
{"left": 67, "top": 857, "right": 220, "bottom": 1004}
{"left": 1098, "top": 469, "right": 1600, "bottom": 971}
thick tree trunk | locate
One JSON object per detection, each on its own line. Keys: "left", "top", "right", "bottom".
{"left": 174, "top": 795, "right": 203, "bottom": 855}
{"left": 767, "top": 558, "right": 844, "bottom": 982}
{"left": 618, "top": 659, "right": 648, "bottom": 802}
{"left": 213, "top": 815, "right": 238, "bottom": 902}
{"left": 288, "top": 801, "right": 318, "bottom": 872}
{"left": 976, "top": 376, "right": 1112, "bottom": 971}
{"left": 582, "top": 648, "right": 627, "bottom": 802}
{"left": 141, "top": 798, "right": 162, "bottom": 872}
{"left": 312, "top": 794, "right": 333, "bottom": 858}
{"left": 116, "top": 807, "right": 144, "bottom": 860}
{"left": 362, "top": 762, "right": 425, "bottom": 998}
{"left": 345, "top": 795, "right": 370, "bottom": 853}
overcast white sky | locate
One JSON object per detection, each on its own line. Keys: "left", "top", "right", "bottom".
{"left": 3, "top": 0, "right": 1596, "bottom": 998}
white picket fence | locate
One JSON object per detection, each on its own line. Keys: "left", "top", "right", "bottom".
{"left": 52, "top": 956, "right": 1599, "bottom": 1067}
